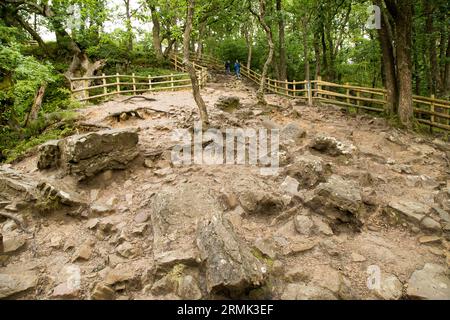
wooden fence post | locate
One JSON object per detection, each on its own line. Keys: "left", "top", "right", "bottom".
{"left": 174, "top": 55, "right": 178, "bottom": 71}
{"left": 116, "top": 73, "right": 120, "bottom": 94}
{"left": 346, "top": 83, "right": 350, "bottom": 105}
{"left": 171, "top": 74, "right": 174, "bottom": 91}
{"left": 83, "top": 79, "right": 89, "bottom": 99}
{"left": 317, "top": 76, "right": 322, "bottom": 99}
{"left": 430, "top": 94, "right": 435, "bottom": 133}
{"left": 148, "top": 75, "right": 152, "bottom": 91}
{"left": 307, "top": 80, "right": 312, "bottom": 106}
{"left": 132, "top": 73, "right": 136, "bottom": 95}
{"left": 285, "top": 80, "right": 288, "bottom": 95}
{"left": 293, "top": 81, "right": 297, "bottom": 98}
{"left": 102, "top": 74, "right": 107, "bottom": 95}
{"left": 356, "top": 91, "right": 361, "bottom": 112}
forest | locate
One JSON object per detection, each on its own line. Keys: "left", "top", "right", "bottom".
{"left": 0, "top": 0, "right": 449, "bottom": 161}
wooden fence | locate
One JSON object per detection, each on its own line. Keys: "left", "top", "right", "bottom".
{"left": 190, "top": 53, "right": 450, "bottom": 133}
{"left": 69, "top": 62, "right": 208, "bottom": 102}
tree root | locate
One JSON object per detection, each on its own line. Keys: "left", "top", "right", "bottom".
{"left": 0, "top": 211, "right": 30, "bottom": 233}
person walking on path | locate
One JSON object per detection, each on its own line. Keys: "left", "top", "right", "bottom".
{"left": 225, "top": 60, "right": 231, "bottom": 75}
{"left": 234, "top": 60, "right": 241, "bottom": 79}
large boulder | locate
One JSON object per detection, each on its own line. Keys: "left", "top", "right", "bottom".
{"left": 304, "top": 175, "right": 365, "bottom": 229}
{"left": 285, "top": 153, "right": 331, "bottom": 189}
{"left": 150, "top": 183, "right": 222, "bottom": 270}
{"left": 406, "top": 263, "right": 450, "bottom": 300}
{"left": 0, "top": 269, "right": 38, "bottom": 299}
{"left": 37, "top": 140, "right": 60, "bottom": 170}
{"left": 57, "top": 128, "right": 139, "bottom": 180}
{"left": 197, "top": 213, "right": 266, "bottom": 297}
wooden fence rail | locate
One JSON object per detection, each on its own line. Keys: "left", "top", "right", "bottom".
{"left": 69, "top": 61, "right": 208, "bottom": 102}
{"left": 188, "top": 52, "right": 450, "bottom": 133}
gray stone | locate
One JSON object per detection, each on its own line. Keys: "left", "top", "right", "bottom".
{"left": 310, "top": 135, "right": 356, "bottom": 156}
{"left": 177, "top": 275, "right": 202, "bottom": 300}
{"left": 254, "top": 238, "right": 277, "bottom": 259}
{"left": 215, "top": 96, "right": 241, "bottom": 112}
{"left": 311, "top": 216, "right": 334, "bottom": 236}
{"left": 375, "top": 274, "right": 403, "bottom": 300}
{"left": 37, "top": 140, "right": 60, "bottom": 170}
{"left": 2, "top": 236, "right": 26, "bottom": 254}
{"left": 150, "top": 183, "right": 221, "bottom": 269}
{"left": 420, "top": 217, "right": 441, "bottom": 232}
{"left": 406, "top": 263, "right": 450, "bottom": 300}
{"left": 285, "top": 154, "right": 330, "bottom": 189}
{"left": 305, "top": 175, "right": 365, "bottom": 228}
{"left": 238, "top": 189, "right": 284, "bottom": 215}
{"left": 91, "top": 283, "right": 115, "bottom": 300}
{"left": 280, "top": 122, "right": 306, "bottom": 145}
{"left": 281, "top": 283, "right": 337, "bottom": 300}
{"left": 386, "top": 200, "right": 430, "bottom": 225}
{"left": 280, "top": 176, "right": 299, "bottom": 195}
{"left": 58, "top": 128, "right": 139, "bottom": 180}
{"left": 197, "top": 213, "right": 266, "bottom": 296}
{"left": 0, "top": 167, "right": 37, "bottom": 204}
{"left": 294, "top": 215, "right": 314, "bottom": 235}
{"left": 0, "top": 271, "right": 38, "bottom": 298}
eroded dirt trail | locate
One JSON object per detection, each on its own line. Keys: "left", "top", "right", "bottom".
{"left": 1, "top": 72, "right": 449, "bottom": 300}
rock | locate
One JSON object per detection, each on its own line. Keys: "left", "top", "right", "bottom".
{"left": 104, "top": 266, "right": 135, "bottom": 286}
{"left": 91, "top": 283, "right": 115, "bottom": 300}
{"left": 420, "top": 217, "right": 441, "bottom": 233}
{"left": 90, "top": 203, "right": 114, "bottom": 215}
{"left": 280, "top": 176, "right": 299, "bottom": 195}
{"left": 281, "top": 283, "right": 337, "bottom": 300}
{"left": 254, "top": 238, "right": 277, "bottom": 260}
{"left": 73, "top": 242, "right": 93, "bottom": 261}
{"left": 0, "top": 167, "right": 37, "bottom": 204}
{"left": 151, "top": 183, "right": 220, "bottom": 269}
{"left": 0, "top": 271, "right": 38, "bottom": 298}
{"left": 86, "top": 218, "right": 99, "bottom": 230}
{"left": 2, "top": 236, "right": 26, "bottom": 254}
{"left": 294, "top": 215, "right": 314, "bottom": 235}
{"left": 238, "top": 189, "right": 284, "bottom": 215}
{"left": 51, "top": 282, "right": 80, "bottom": 299}
{"left": 177, "top": 275, "right": 202, "bottom": 300}
{"left": 282, "top": 241, "right": 316, "bottom": 256}
{"left": 375, "top": 274, "right": 403, "bottom": 300}
{"left": 37, "top": 140, "right": 60, "bottom": 170}
{"left": 280, "top": 122, "right": 306, "bottom": 145}
{"left": 134, "top": 210, "right": 149, "bottom": 223}
{"left": 418, "top": 235, "right": 441, "bottom": 244}
{"left": 385, "top": 200, "right": 429, "bottom": 225}
{"left": 151, "top": 274, "right": 178, "bottom": 296}
{"left": 116, "top": 242, "right": 138, "bottom": 258}
{"left": 58, "top": 128, "right": 139, "bottom": 180}
{"left": 154, "top": 167, "right": 173, "bottom": 177}
{"left": 215, "top": 96, "right": 241, "bottom": 112}
{"left": 219, "top": 192, "right": 239, "bottom": 210}
{"left": 311, "top": 216, "right": 334, "bottom": 236}
{"left": 285, "top": 154, "right": 329, "bottom": 189}
{"left": 197, "top": 213, "right": 266, "bottom": 296}
{"left": 37, "top": 181, "right": 88, "bottom": 215}
{"left": 305, "top": 175, "right": 365, "bottom": 229}
{"left": 310, "top": 135, "right": 356, "bottom": 156}
{"left": 406, "top": 263, "right": 450, "bottom": 300}
{"left": 350, "top": 252, "right": 366, "bottom": 262}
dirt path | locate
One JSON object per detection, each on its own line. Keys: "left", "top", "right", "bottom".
{"left": 2, "top": 71, "right": 449, "bottom": 300}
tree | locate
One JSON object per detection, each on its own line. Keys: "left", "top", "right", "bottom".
{"left": 249, "top": 0, "right": 274, "bottom": 106}
{"left": 183, "top": 0, "right": 209, "bottom": 126}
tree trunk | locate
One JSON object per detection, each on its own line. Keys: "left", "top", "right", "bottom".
{"left": 197, "top": 21, "right": 207, "bottom": 59}
{"left": 425, "top": 1, "right": 442, "bottom": 95}
{"left": 276, "top": 0, "right": 287, "bottom": 81}
{"left": 150, "top": 5, "right": 163, "bottom": 61}
{"left": 250, "top": 0, "right": 274, "bottom": 106}
{"left": 183, "top": 0, "right": 209, "bottom": 127}
{"left": 376, "top": 0, "right": 398, "bottom": 115}
{"left": 124, "top": 0, "right": 133, "bottom": 52}
{"left": 313, "top": 34, "right": 321, "bottom": 82}
{"left": 389, "top": 1, "right": 414, "bottom": 127}
{"left": 25, "top": 83, "right": 47, "bottom": 127}
{"left": 444, "top": 34, "right": 450, "bottom": 97}
{"left": 244, "top": 23, "right": 253, "bottom": 70}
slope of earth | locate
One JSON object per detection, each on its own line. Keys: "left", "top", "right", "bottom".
{"left": 1, "top": 72, "right": 449, "bottom": 300}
